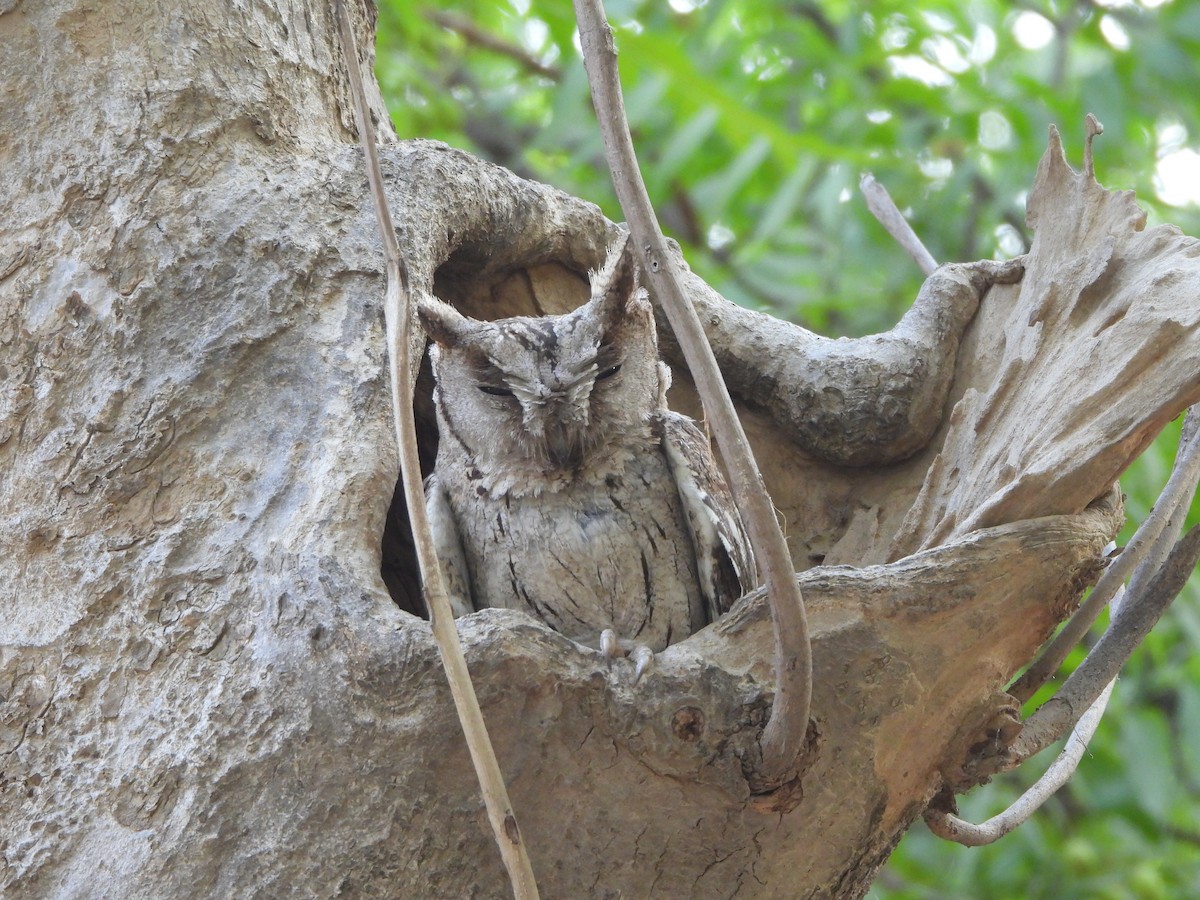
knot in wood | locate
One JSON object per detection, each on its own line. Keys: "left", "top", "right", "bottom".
{"left": 671, "top": 706, "right": 705, "bottom": 742}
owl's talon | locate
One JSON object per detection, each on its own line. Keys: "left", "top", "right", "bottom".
{"left": 599, "top": 630, "right": 653, "bottom": 683}
{"left": 600, "top": 629, "right": 622, "bottom": 660}
{"left": 631, "top": 645, "right": 654, "bottom": 683}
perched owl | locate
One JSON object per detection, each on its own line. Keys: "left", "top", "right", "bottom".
{"left": 418, "top": 236, "right": 755, "bottom": 666}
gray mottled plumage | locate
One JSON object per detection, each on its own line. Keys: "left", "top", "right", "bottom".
{"left": 418, "top": 237, "right": 754, "bottom": 653}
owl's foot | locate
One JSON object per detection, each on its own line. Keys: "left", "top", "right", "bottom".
{"left": 600, "top": 629, "right": 654, "bottom": 684}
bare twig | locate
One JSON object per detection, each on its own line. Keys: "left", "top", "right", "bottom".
{"left": 1012, "top": 407, "right": 1200, "bottom": 703}
{"left": 573, "top": 0, "right": 812, "bottom": 791}
{"left": 859, "top": 174, "right": 938, "bottom": 275}
{"left": 334, "top": 3, "right": 539, "bottom": 896}
{"left": 428, "top": 10, "right": 562, "bottom": 80}
{"left": 1014, "top": 524, "right": 1200, "bottom": 761}
{"left": 925, "top": 590, "right": 1124, "bottom": 846}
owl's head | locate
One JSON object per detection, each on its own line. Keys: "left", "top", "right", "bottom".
{"left": 419, "top": 238, "right": 665, "bottom": 494}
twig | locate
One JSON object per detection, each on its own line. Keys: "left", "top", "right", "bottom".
{"left": 333, "top": 3, "right": 539, "bottom": 897}
{"left": 1014, "top": 524, "right": 1200, "bottom": 761}
{"left": 1012, "top": 407, "right": 1200, "bottom": 703}
{"left": 859, "top": 173, "right": 938, "bottom": 276}
{"left": 573, "top": 0, "right": 812, "bottom": 791}
{"left": 925, "top": 590, "right": 1124, "bottom": 846}
{"left": 428, "top": 10, "right": 562, "bottom": 80}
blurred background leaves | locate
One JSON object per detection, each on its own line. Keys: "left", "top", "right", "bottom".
{"left": 377, "top": 1, "right": 1200, "bottom": 895}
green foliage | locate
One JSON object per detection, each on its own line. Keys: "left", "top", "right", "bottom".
{"left": 377, "top": 1, "right": 1200, "bottom": 894}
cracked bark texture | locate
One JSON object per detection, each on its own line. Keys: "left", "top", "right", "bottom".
{"left": 5, "top": 1, "right": 1200, "bottom": 897}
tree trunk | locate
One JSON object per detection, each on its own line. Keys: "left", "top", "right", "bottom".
{"left": 5, "top": 2, "right": 1200, "bottom": 897}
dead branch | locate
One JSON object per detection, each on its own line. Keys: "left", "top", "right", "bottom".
{"left": 334, "top": 3, "right": 539, "bottom": 896}
{"left": 862, "top": 121, "right": 1199, "bottom": 848}
{"left": 889, "top": 121, "right": 1200, "bottom": 561}
{"left": 573, "top": 0, "right": 812, "bottom": 792}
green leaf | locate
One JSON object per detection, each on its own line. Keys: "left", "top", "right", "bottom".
{"left": 652, "top": 106, "right": 721, "bottom": 184}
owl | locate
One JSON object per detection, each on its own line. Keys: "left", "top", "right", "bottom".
{"left": 418, "top": 236, "right": 755, "bottom": 668}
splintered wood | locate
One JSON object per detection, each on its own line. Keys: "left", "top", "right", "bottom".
{"left": 890, "top": 123, "right": 1200, "bottom": 560}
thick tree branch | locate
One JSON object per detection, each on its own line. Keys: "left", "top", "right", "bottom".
{"left": 573, "top": 0, "right": 812, "bottom": 791}
{"left": 334, "top": 3, "right": 539, "bottom": 896}
{"left": 655, "top": 243, "right": 1009, "bottom": 470}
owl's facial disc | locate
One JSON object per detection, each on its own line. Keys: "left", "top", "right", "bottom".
{"left": 499, "top": 345, "right": 623, "bottom": 472}
{"left": 520, "top": 373, "right": 597, "bottom": 471}
{"left": 439, "top": 307, "right": 651, "bottom": 480}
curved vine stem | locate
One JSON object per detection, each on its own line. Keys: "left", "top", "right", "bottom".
{"left": 573, "top": 0, "right": 812, "bottom": 790}
{"left": 1012, "top": 407, "right": 1200, "bottom": 703}
{"left": 334, "top": 3, "right": 539, "bottom": 896}
{"left": 926, "top": 677, "right": 1117, "bottom": 845}
{"left": 1013, "top": 523, "right": 1200, "bottom": 761}
{"left": 924, "top": 591, "right": 1123, "bottom": 846}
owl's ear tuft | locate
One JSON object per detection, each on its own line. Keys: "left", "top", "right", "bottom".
{"left": 417, "top": 298, "right": 474, "bottom": 347}
{"left": 592, "top": 232, "right": 641, "bottom": 322}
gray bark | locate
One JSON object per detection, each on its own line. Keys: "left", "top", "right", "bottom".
{"left": 4, "top": 1, "right": 1200, "bottom": 897}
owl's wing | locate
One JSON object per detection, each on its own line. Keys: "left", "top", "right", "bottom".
{"left": 424, "top": 473, "right": 476, "bottom": 618}
{"left": 658, "top": 412, "right": 757, "bottom": 624}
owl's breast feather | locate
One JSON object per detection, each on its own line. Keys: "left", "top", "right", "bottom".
{"left": 449, "top": 447, "right": 706, "bottom": 651}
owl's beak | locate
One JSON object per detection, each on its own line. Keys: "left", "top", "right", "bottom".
{"left": 545, "top": 427, "right": 583, "bottom": 470}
